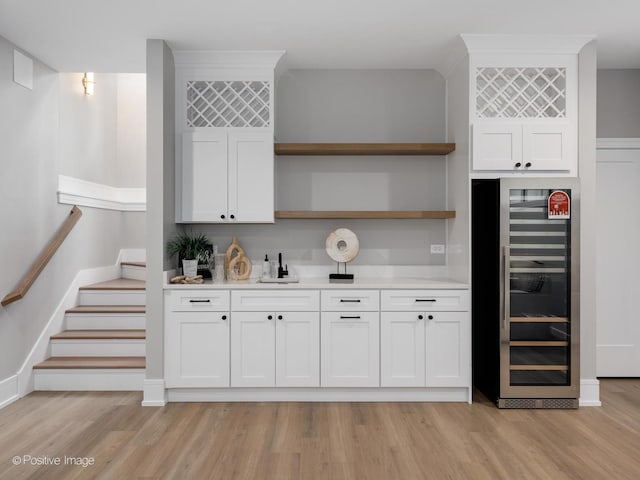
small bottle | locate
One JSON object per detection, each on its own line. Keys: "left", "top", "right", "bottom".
{"left": 262, "top": 254, "right": 270, "bottom": 279}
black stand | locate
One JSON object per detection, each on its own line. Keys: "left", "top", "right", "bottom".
{"left": 329, "top": 262, "right": 354, "bottom": 283}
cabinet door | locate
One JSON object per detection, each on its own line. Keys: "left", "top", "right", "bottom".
{"left": 522, "top": 123, "right": 570, "bottom": 171}
{"left": 228, "top": 131, "right": 274, "bottom": 223}
{"left": 275, "top": 312, "right": 320, "bottom": 387}
{"left": 181, "top": 132, "right": 228, "bottom": 222}
{"left": 380, "top": 312, "right": 425, "bottom": 387}
{"left": 321, "top": 312, "right": 379, "bottom": 387}
{"left": 231, "top": 312, "right": 275, "bottom": 387}
{"left": 425, "top": 312, "right": 470, "bottom": 387}
{"left": 472, "top": 122, "right": 522, "bottom": 171}
{"left": 165, "top": 311, "right": 230, "bottom": 388}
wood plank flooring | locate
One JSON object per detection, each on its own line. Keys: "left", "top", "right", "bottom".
{"left": 1, "top": 379, "right": 639, "bottom": 479}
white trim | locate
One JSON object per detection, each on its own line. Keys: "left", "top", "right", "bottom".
{"left": 57, "top": 175, "right": 146, "bottom": 212}
{"left": 0, "top": 375, "right": 19, "bottom": 410}
{"left": 166, "top": 387, "right": 470, "bottom": 403}
{"left": 33, "top": 369, "right": 144, "bottom": 391}
{"left": 172, "top": 50, "right": 286, "bottom": 69}
{"left": 461, "top": 34, "right": 595, "bottom": 55}
{"left": 596, "top": 138, "right": 640, "bottom": 150}
{"left": 142, "top": 379, "right": 167, "bottom": 406}
{"left": 579, "top": 378, "right": 601, "bottom": 407}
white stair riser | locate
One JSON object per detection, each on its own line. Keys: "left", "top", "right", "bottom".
{"left": 65, "top": 314, "right": 146, "bottom": 330}
{"left": 34, "top": 369, "right": 144, "bottom": 391}
{"left": 121, "top": 266, "right": 146, "bottom": 281}
{"left": 50, "top": 340, "right": 145, "bottom": 357}
{"left": 79, "top": 291, "right": 146, "bottom": 306}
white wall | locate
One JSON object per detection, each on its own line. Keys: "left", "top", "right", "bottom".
{"left": 0, "top": 36, "right": 145, "bottom": 381}
{"left": 597, "top": 69, "right": 640, "bottom": 138}
{"left": 188, "top": 69, "right": 449, "bottom": 269}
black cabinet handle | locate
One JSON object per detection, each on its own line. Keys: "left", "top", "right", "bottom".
{"left": 340, "top": 315, "right": 361, "bottom": 319}
{"left": 515, "top": 162, "right": 522, "bottom": 168}
{"left": 418, "top": 315, "right": 424, "bottom": 320}
{"left": 428, "top": 315, "right": 434, "bottom": 320}
{"left": 189, "top": 299, "right": 211, "bottom": 303}
{"left": 277, "top": 315, "right": 283, "bottom": 320}
{"left": 221, "top": 315, "right": 227, "bottom": 320}
{"left": 230, "top": 214, "right": 235, "bottom": 219}
{"left": 340, "top": 299, "right": 361, "bottom": 303}
{"left": 415, "top": 299, "right": 436, "bottom": 303}
{"left": 525, "top": 162, "right": 532, "bottom": 168}
{"left": 267, "top": 315, "right": 273, "bottom": 320}
{"left": 220, "top": 214, "right": 225, "bottom": 219}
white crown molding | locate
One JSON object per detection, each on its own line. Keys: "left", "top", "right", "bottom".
{"left": 172, "top": 50, "right": 286, "bottom": 70}
{"left": 596, "top": 138, "right": 640, "bottom": 150}
{"left": 461, "top": 34, "right": 595, "bottom": 55}
{"left": 57, "top": 175, "right": 146, "bottom": 212}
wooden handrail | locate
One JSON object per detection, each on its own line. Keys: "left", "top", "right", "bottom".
{"left": 1, "top": 206, "right": 83, "bottom": 307}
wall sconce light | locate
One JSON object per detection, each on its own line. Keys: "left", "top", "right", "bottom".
{"left": 82, "top": 72, "right": 95, "bottom": 95}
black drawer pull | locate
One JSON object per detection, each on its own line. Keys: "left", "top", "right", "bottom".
{"left": 340, "top": 315, "right": 361, "bottom": 319}
{"left": 189, "top": 299, "right": 211, "bottom": 303}
{"left": 221, "top": 315, "right": 227, "bottom": 320}
{"left": 340, "top": 299, "right": 361, "bottom": 303}
{"left": 277, "top": 315, "right": 283, "bottom": 320}
{"left": 415, "top": 299, "right": 436, "bottom": 302}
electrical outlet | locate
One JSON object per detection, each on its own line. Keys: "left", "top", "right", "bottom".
{"left": 430, "top": 244, "right": 445, "bottom": 254}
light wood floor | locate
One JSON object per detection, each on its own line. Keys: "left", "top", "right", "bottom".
{"left": 1, "top": 379, "right": 639, "bottom": 480}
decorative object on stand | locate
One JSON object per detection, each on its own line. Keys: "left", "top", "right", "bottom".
{"left": 225, "top": 236, "right": 252, "bottom": 280}
{"left": 166, "top": 232, "right": 213, "bottom": 277}
{"left": 326, "top": 228, "right": 359, "bottom": 283}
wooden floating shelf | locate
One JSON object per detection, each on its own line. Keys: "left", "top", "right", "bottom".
{"left": 274, "top": 143, "right": 455, "bottom": 156}
{"left": 275, "top": 210, "right": 456, "bottom": 219}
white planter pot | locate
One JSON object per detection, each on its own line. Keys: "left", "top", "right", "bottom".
{"left": 182, "top": 259, "right": 198, "bottom": 277}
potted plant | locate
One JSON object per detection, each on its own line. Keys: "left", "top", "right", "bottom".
{"left": 166, "top": 232, "right": 213, "bottom": 277}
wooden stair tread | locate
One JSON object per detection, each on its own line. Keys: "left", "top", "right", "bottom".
{"left": 65, "top": 305, "right": 146, "bottom": 314}
{"left": 51, "top": 330, "right": 146, "bottom": 340}
{"left": 121, "top": 261, "right": 146, "bottom": 268}
{"left": 34, "top": 356, "right": 145, "bottom": 369}
{"left": 80, "top": 279, "right": 146, "bottom": 290}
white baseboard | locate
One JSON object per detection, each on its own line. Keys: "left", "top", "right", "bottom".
{"left": 579, "top": 378, "right": 601, "bottom": 407}
{"left": 57, "top": 175, "right": 146, "bottom": 212}
{"left": 0, "top": 375, "right": 18, "bottom": 409}
{"left": 166, "top": 387, "right": 470, "bottom": 403}
{"left": 142, "top": 379, "right": 167, "bottom": 406}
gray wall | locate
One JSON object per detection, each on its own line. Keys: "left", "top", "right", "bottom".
{"left": 597, "top": 69, "right": 640, "bottom": 138}
{"left": 0, "top": 36, "right": 144, "bottom": 380}
{"left": 146, "top": 39, "right": 177, "bottom": 381}
{"left": 579, "top": 42, "right": 598, "bottom": 387}
{"left": 187, "top": 69, "right": 448, "bottom": 269}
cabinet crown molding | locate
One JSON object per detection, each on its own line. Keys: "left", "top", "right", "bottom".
{"left": 172, "top": 50, "right": 286, "bottom": 70}
{"left": 461, "top": 34, "right": 595, "bottom": 55}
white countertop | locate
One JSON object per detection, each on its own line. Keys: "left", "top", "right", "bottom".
{"left": 165, "top": 276, "right": 468, "bottom": 290}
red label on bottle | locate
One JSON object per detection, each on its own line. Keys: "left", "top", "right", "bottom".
{"left": 548, "top": 191, "right": 570, "bottom": 219}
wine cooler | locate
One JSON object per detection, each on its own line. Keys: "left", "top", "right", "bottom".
{"left": 472, "top": 178, "right": 580, "bottom": 408}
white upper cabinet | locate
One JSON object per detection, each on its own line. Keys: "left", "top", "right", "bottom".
{"left": 174, "top": 51, "right": 285, "bottom": 223}
{"left": 462, "top": 35, "right": 591, "bottom": 176}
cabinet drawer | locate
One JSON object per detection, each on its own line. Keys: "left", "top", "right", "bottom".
{"left": 232, "top": 290, "right": 319, "bottom": 311}
{"left": 380, "top": 290, "right": 469, "bottom": 312}
{"left": 167, "top": 290, "right": 230, "bottom": 312}
{"left": 321, "top": 290, "right": 379, "bottom": 311}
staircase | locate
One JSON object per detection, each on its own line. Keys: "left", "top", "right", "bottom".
{"left": 33, "top": 262, "right": 146, "bottom": 391}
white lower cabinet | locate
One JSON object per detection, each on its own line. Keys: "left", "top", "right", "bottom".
{"left": 231, "top": 311, "right": 320, "bottom": 387}
{"left": 165, "top": 290, "right": 231, "bottom": 388}
{"left": 321, "top": 311, "right": 380, "bottom": 387}
{"left": 381, "top": 312, "right": 426, "bottom": 387}
{"left": 425, "top": 312, "right": 470, "bottom": 387}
